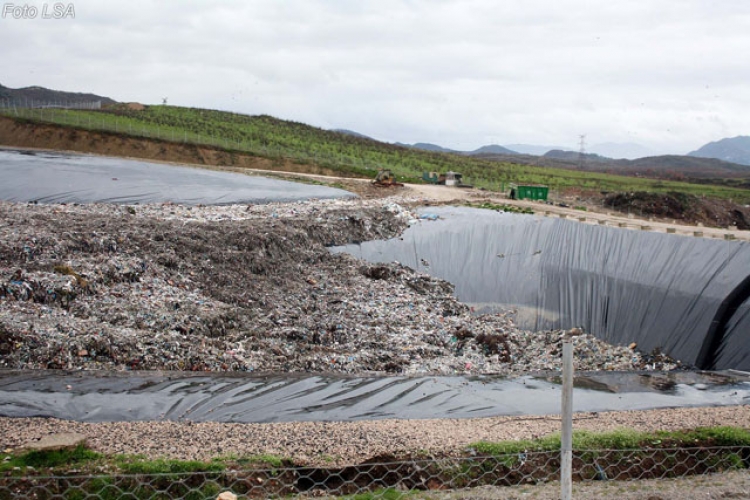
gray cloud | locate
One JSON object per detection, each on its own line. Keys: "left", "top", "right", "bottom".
{"left": 2, "top": 0, "right": 749, "bottom": 153}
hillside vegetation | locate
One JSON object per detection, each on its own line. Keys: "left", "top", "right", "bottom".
{"left": 2, "top": 104, "right": 750, "bottom": 203}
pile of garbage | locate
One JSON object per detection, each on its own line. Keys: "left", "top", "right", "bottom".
{"left": 0, "top": 199, "right": 680, "bottom": 374}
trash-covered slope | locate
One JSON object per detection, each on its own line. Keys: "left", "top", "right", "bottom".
{"left": 0, "top": 199, "right": 677, "bottom": 375}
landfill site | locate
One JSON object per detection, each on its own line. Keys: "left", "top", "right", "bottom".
{"left": 0, "top": 148, "right": 749, "bottom": 475}
{"left": 0, "top": 198, "right": 683, "bottom": 376}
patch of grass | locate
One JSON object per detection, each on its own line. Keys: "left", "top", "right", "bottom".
{"left": 661, "top": 426, "right": 750, "bottom": 447}
{"left": 316, "top": 453, "right": 340, "bottom": 463}
{"left": 573, "top": 428, "right": 645, "bottom": 449}
{"left": 0, "top": 444, "right": 101, "bottom": 472}
{"left": 114, "top": 456, "right": 225, "bottom": 474}
{"left": 234, "top": 453, "right": 287, "bottom": 468}
{"left": 470, "top": 426, "right": 750, "bottom": 455}
{"left": 342, "top": 488, "right": 410, "bottom": 500}
{"left": 471, "top": 434, "right": 561, "bottom": 456}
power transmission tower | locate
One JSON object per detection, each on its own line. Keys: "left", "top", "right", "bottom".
{"left": 578, "top": 134, "right": 586, "bottom": 168}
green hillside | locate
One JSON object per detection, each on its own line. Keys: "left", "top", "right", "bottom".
{"left": 3, "top": 104, "right": 750, "bottom": 203}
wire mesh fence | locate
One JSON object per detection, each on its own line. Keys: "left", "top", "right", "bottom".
{"left": 0, "top": 446, "right": 747, "bottom": 499}
{"left": 0, "top": 99, "right": 102, "bottom": 110}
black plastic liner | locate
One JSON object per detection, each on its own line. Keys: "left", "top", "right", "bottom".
{"left": 715, "top": 297, "right": 750, "bottom": 369}
{"left": 0, "top": 370, "right": 747, "bottom": 423}
{"left": 332, "top": 207, "right": 750, "bottom": 370}
{"left": 0, "top": 149, "right": 353, "bottom": 205}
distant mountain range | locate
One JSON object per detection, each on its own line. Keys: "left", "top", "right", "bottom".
{"left": 387, "top": 139, "right": 659, "bottom": 160}
{"left": 341, "top": 129, "right": 750, "bottom": 179}
{"left": 331, "top": 129, "right": 374, "bottom": 140}
{"left": 0, "top": 83, "right": 117, "bottom": 105}
{"left": 589, "top": 142, "right": 657, "bottom": 160}
{"left": 689, "top": 136, "right": 750, "bottom": 166}
{"left": 394, "top": 142, "right": 518, "bottom": 155}
{"left": 394, "top": 142, "right": 458, "bottom": 153}
{"left": 471, "top": 144, "right": 517, "bottom": 155}
{"left": 543, "top": 150, "right": 608, "bottom": 162}
{"left": 504, "top": 144, "right": 566, "bottom": 156}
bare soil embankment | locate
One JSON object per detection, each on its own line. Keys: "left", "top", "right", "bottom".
{"left": 0, "top": 116, "right": 363, "bottom": 179}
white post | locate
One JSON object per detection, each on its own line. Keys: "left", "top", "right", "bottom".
{"left": 561, "top": 340, "right": 573, "bottom": 500}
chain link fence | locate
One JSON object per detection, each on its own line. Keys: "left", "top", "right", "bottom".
{"left": 0, "top": 99, "right": 102, "bottom": 110}
{"left": 1, "top": 446, "right": 747, "bottom": 499}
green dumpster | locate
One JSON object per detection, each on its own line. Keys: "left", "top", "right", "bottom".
{"left": 509, "top": 183, "right": 549, "bottom": 201}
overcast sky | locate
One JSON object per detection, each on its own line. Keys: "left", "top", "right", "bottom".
{"left": 2, "top": 0, "right": 749, "bottom": 155}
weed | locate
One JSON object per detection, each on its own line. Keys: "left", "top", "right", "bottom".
{"left": 342, "top": 488, "right": 410, "bottom": 500}
{"left": 662, "top": 427, "right": 750, "bottom": 447}
{"left": 470, "top": 426, "right": 750, "bottom": 455}
{"left": 0, "top": 444, "right": 101, "bottom": 472}
{"left": 235, "top": 453, "right": 287, "bottom": 468}
{"left": 114, "top": 457, "right": 225, "bottom": 474}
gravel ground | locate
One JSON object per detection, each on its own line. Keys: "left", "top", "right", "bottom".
{"left": 408, "top": 470, "right": 750, "bottom": 499}
{"left": 0, "top": 198, "right": 679, "bottom": 375}
{"left": 2, "top": 406, "right": 748, "bottom": 465}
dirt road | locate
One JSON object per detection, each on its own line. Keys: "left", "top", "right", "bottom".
{"left": 234, "top": 167, "right": 750, "bottom": 242}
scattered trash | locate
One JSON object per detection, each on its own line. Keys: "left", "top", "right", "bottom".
{"left": 0, "top": 198, "right": 680, "bottom": 375}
